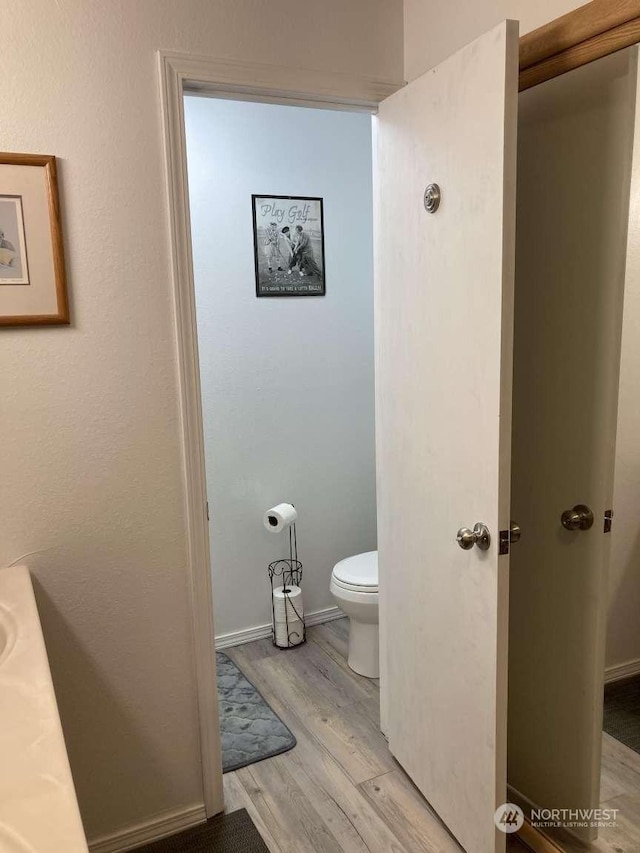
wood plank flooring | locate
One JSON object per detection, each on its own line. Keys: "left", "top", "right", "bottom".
{"left": 223, "top": 619, "right": 527, "bottom": 853}
{"left": 223, "top": 619, "right": 640, "bottom": 852}
{"left": 553, "top": 731, "right": 640, "bottom": 853}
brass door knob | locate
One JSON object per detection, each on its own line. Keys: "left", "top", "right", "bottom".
{"left": 456, "top": 522, "right": 491, "bottom": 551}
{"left": 561, "top": 504, "right": 594, "bottom": 531}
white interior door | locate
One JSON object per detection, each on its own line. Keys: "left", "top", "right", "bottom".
{"left": 508, "top": 49, "right": 637, "bottom": 843}
{"left": 375, "top": 21, "right": 519, "bottom": 853}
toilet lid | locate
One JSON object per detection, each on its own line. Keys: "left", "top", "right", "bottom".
{"left": 332, "top": 550, "right": 378, "bottom": 588}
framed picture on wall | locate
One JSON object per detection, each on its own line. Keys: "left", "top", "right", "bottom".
{"left": 0, "top": 196, "right": 29, "bottom": 285}
{"left": 0, "top": 153, "right": 69, "bottom": 326}
{"left": 252, "top": 195, "right": 325, "bottom": 297}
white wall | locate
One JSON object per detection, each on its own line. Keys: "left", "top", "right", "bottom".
{"left": 185, "top": 98, "right": 376, "bottom": 639}
{"left": 608, "top": 54, "right": 640, "bottom": 671}
{"left": 0, "top": 0, "right": 403, "bottom": 844}
{"left": 404, "top": 0, "right": 585, "bottom": 81}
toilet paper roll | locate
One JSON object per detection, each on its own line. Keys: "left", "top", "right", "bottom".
{"left": 264, "top": 503, "right": 297, "bottom": 533}
{"left": 274, "top": 618, "right": 304, "bottom": 647}
{"left": 272, "top": 585, "right": 304, "bottom": 623}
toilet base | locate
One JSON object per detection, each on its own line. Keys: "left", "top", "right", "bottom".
{"left": 347, "top": 620, "right": 379, "bottom": 679}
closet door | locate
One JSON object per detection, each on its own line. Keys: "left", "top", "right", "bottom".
{"left": 508, "top": 49, "right": 637, "bottom": 844}
{"left": 375, "top": 21, "right": 519, "bottom": 853}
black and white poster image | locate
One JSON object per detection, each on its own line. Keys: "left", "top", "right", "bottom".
{"left": 0, "top": 195, "right": 29, "bottom": 285}
{"left": 252, "top": 195, "right": 325, "bottom": 296}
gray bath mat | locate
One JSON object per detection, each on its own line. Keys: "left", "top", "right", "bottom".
{"left": 217, "top": 651, "right": 296, "bottom": 772}
{"left": 132, "top": 809, "right": 268, "bottom": 852}
{"left": 603, "top": 675, "right": 640, "bottom": 753}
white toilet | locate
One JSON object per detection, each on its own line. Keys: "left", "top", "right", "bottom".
{"left": 330, "top": 550, "right": 379, "bottom": 678}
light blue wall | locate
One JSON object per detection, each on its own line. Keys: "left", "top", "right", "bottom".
{"left": 185, "top": 96, "right": 376, "bottom": 638}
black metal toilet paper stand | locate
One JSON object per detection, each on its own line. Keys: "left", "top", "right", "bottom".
{"left": 268, "top": 522, "right": 306, "bottom": 649}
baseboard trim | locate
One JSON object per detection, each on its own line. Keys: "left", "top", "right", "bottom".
{"left": 605, "top": 657, "right": 640, "bottom": 684}
{"left": 508, "top": 784, "right": 581, "bottom": 851}
{"left": 88, "top": 803, "right": 207, "bottom": 853}
{"left": 518, "top": 818, "right": 565, "bottom": 853}
{"left": 215, "top": 605, "right": 343, "bottom": 650}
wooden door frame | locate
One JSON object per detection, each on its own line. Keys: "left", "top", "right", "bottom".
{"left": 156, "top": 48, "right": 403, "bottom": 820}
{"left": 520, "top": 0, "right": 640, "bottom": 90}
{"left": 157, "top": 0, "right": 640, "bottom": 838}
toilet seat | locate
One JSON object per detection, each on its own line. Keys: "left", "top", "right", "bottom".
{"left": 331, "top": 575, "right": 378, "bottom": 594}
{"left": 332, "top": 550, "right": 378, "bottom": 592}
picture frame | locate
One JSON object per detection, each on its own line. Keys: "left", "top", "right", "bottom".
{"left": 252, "top": 195, "right": 325, "bottom": 297}
{"left": 0, "top": 153, "right": 69, "bottom": 326}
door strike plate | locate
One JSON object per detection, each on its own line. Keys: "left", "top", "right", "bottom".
{"left": 604, "top": 509, "right": 614, "bottom": 533}
{"left": 499, "top": 530, "right": 510, "bottom": 556}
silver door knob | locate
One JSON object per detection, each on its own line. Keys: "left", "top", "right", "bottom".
{"left": 561, "top": 504, "right": 594, "bottom": 531}
{"left": 456, "top": 522, "right": 491, "bottom": 551}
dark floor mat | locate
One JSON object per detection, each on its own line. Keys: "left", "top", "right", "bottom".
{"left": 217, "top": 650, "right": 296, "bottom": 772}
{"left": 603, "top": 675, "right": 640, "bottom": 753}
{"left": 133, "top": 809, "right": 269, "bottom": 852}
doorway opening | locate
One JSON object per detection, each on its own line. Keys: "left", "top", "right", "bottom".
{"left": 179, "top": 86, "right": 478, "bottom": 853}
{"left": 183, "top": 94, "right": 377, "bottom": 652}
{"left": 508, "top": 43, "right": 640, "bottom": 852}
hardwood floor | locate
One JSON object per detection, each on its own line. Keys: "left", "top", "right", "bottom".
{"left": 223, "top": 619, "right": 527, "bottom": 853}
{"left": 553, "top": 731, "right": 640, "bottom": 853}
{"left": 222, "top": 619, "right": 640, "bottom": 852}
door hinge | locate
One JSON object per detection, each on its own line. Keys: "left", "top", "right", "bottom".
{"left": 206, "top": 501, "right": 210, "bottom": 521}
{"left": 604, "top": 509, "right": 614, "bottom": 533}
